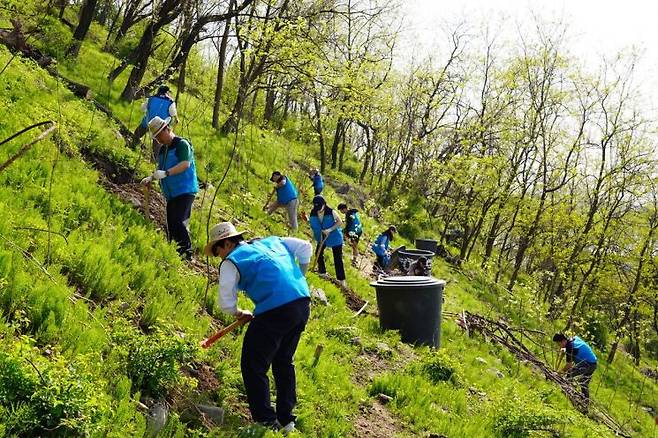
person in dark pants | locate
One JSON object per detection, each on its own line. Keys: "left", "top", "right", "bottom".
{"left": 309, "top": 195, "right": 346, "bottom": 287}
{"left": 553, "top": 333, "right": 598, "bottom": 409}
{"left": 372, "top": 225, "right": 397, "bottom": 271}
{"left": 338, "top": 203, "right": 363, "bottom": 266}
{"left": 133, "top": 85, "right": 178, "bottom": 160}
{"left": 309, "top": 168, "right": 324, "bottom": 195}
{"left": 204, "top": 222, "right": 312, "bottom": 434}
{"left": 140, "top": 116, "right": 198, "bottom": 260}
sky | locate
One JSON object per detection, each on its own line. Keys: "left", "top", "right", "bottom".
{"left": 399, "top": 0, "right": 658, "bottom": 104}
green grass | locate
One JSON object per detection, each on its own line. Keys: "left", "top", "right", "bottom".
{"left": 1, "top": 8, "right": 658, "bottom": 437}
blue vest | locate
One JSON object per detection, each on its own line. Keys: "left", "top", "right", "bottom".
{"left": 312, "top": 174, "right": 324, "bottom": 193}
{"left": 310, "top": 210, "right": 343, "bottom": 248}
{"left": 572, "top": 336, "right": 597, "bottom": 364}
{"left": 275, "top": 177, "right": 298, "bottom": 204}
{"left": 226, "top": 237, "right": 310, "bottom": 315}
{"left": 371, "top": 233, "right": 389, "bottom": 256}
{"left": 157, "top": 137, "right": 198, "bottom": 201}
{"left": 141, "top": 95, "right": 173, "bottom": 127}
{"left": 346, "top": 210, "right": 362, "bottom": 234}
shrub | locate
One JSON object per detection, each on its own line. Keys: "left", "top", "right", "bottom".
{"left": 0, "top": 348, "right": 109, "bottom": 436}
{"left": 421, "top": 349, "right": 463, "bottom": 385}
{"left": 125, "top": 331, "right": 196, "bottom": 398}
{"left": 492, "top": 396, "right": 561, "bottom": 438}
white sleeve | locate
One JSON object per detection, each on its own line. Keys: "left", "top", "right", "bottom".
{"left": 218, "top": 261, "right": 240, "bottom": 315}
{"left": 169, "top": 101, "right": 178, "bottom": 118}
{"left": 282, "top": 237, "right": 313, "bottom": 264}
{"left": 141, "top": 100, "right": 148, "bottom": 112}
{"left": 332, "top": 210, "right": 343, "bottom": 226}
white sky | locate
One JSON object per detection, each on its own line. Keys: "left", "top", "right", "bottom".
{"left": 400, "top": 0, "right": 658, "bottom": 105}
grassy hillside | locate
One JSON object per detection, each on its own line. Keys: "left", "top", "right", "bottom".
{"left": 1, "top": 8, "right": 657, "bottom": 438}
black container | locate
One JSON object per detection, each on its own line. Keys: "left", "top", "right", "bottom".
{"left": 415, "top": 238, "right": 438, "bottom": 254}
{"left": 370, "top": 276, "right": 445, "bottom": 347}
{"left": 398, "top": 248, "right": 435, "bottom": 276}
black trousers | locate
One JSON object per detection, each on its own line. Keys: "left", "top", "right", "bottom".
{"left": 166, "top": 193, "right": 195, "bottom": 258}
{"left": 241, "top": 298, "right": 310, "bottom": 426}
{"left": 317, "top": 243, "right": 345, "bottom": 280}
{"left": 568, "top": 361, "right": 597, "bottom": 403}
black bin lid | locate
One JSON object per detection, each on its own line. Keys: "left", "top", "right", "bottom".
{"left": 370, "top": 275, "right": 446, "bottom": 288}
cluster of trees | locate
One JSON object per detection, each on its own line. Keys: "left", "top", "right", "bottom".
{"left": 47, "top": 0, "right": 658, "bottom": 363}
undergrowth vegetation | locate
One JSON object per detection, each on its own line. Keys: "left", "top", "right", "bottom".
{"left": 0, "top": 3, "right": 657, "bottom": 437}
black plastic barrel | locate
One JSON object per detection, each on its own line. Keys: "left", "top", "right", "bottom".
{"left": 397, "top": 248, "right": 435, "bottom": 276}
{"left": 415, "top": 238, "right": 438, "bottom": 254}
{"left": 370, "top": 276, "right": 445, "bottom": 347}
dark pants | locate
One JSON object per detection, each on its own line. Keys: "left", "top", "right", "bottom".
{"left": 317, "top": 244, "right": 345, "bottom": 280}
{"left": 568, "top": 361, "right": 597, "bottom": 403}
{"left": 166, "top": 193, "right": 195, "bottom": 259}
{"left": 241, "top": 298, "right": 310, "bottom": 426}
{"left": 313, "top": 187, "right": 322, "bottom": 195}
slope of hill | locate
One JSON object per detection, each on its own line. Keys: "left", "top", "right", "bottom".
{"left": 0, "top": 6, "right": 657, "bottom": 438}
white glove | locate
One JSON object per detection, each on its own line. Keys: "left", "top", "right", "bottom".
{"left": 235, "top": 308, "right": 253, "bottom": 319}
{"left": 152, "top": 170, "right": 167, "bottom": 180}
{"left": 321, "top": 229, "right": 331, "bottom": 236}
{"left": 140, "top": 175, "right": 153, "bottom": 185}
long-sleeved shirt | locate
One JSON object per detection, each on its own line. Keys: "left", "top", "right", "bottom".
{"left": 218, "top": 237, "right": 313, "bottom": 315}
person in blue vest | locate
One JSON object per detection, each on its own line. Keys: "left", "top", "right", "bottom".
{"left": 309, "top": 169, "right": 324, "bottom": 195}
{"left": 309, "top": 195, "right": 346, "bottom": 287}
{"left": 133, "top": 85, "right": 178, "bottom": 160}
{"left": 204, "top": 221, "right": 312, "bottom": 434}
{"left": 553, "top": 333, "right": 598, "bottom": 407}
{"left": 337, "top": 203, "right": 363, "bottom": 267}
{"left": 140, "top": 116, "right": 198, "bottom": 260}
{"left": 264, "top": 171, "right": 299, "bottom": 231}
{"left": 372, "top": 225, "right": 397, "bottom": 271}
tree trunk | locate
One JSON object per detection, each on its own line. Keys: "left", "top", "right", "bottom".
{"left": 212, "top": 20, "right": 231, "bottom": 129}
{"left": 312, "top": 95, "right": 326, "bottom": 173}
{"left": 66, "top": 0, "right": 98, "bottom": 58}
{"left": 330, "top": 119, "right": 344, "bottom": 169}
{"left": 339, "top": 123, "right": 347, "bottom": 171}
{"left": 103, "top": 4, "right": 124, "bottom": 51}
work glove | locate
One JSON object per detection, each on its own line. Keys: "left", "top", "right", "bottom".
{"left": 300, "top": 263, "right": 309, "bottom": 275}
{"left": 321, "top": 229, "right": 331, "bottom": 237}
{"left": 140, "top": 175, "right": 153, "bottom": 185}
{"left": 152, "top": 170, "right": 167, "bottom": 180}
{"left": 235, "top": 308, "right": 253, "bottom": 319}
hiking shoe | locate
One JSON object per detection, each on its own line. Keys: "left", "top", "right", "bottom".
{"left": 318, "top": 273, "right": 330, "bottom": 279}
{"left": 338, "top": 279, "right": 347, "bottom": 288}
{"left": 281, "top": 421, "right": 296, "bottom": 435}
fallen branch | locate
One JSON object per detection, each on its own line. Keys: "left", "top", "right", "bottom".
{"left": 0, "top": 122, "right": 56, "bottom": 173}
{"left": 452, "top": 310, "right": 630, "bottom": 437}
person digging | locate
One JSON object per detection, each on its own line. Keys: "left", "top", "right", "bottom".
{"left": 204, "top": 222, "right": 312, "bottom": 434}
{"left": 140, "top": 116, "right": 198, "bottom": 260}
{"left": 309, "top": 195, "right": 347, "bottom": 287}
{"left": 133, "top": 85, "right": 178, "bottom": 161}
{"left": 553, "top": 332, "right": 598, "bottom": 410}
{"left": 338, "top": 203, "right": 363, "bottom": 267}
{"left": 264, "top": 171, "right": 299, "bottom": 231}
{"left": 372, "top": 225, "right": 397, "bottom": 272}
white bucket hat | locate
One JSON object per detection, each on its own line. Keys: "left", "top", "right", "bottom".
{"left": 148, "top": 116, "right": 171, "bottom": 139}
{"left": 204, "top": 222, "right": 247, "bottom": 256}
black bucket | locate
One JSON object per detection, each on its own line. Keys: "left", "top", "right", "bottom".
{"left": 370, "top": 276, "right": 445, "bottom": 347}
{"left": 415, "top": 239, "right": 438, "bottom": 254}
{"left": 398, "top": 248, "right": 435, "bottom": 276}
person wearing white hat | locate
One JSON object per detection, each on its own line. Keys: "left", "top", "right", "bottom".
{"left": 205, "top": 222, "right": 312, "bottom": 433}
{"left": 140, "top": 116, "right": 198, "bottom": 260}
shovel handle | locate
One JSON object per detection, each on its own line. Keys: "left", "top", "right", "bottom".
{"left": 201, "top": 315, "right": 253, "bottom": 349}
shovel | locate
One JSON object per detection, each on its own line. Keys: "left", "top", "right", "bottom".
{"left": 201, "top": 314, "right": 253, "bottom": 349}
